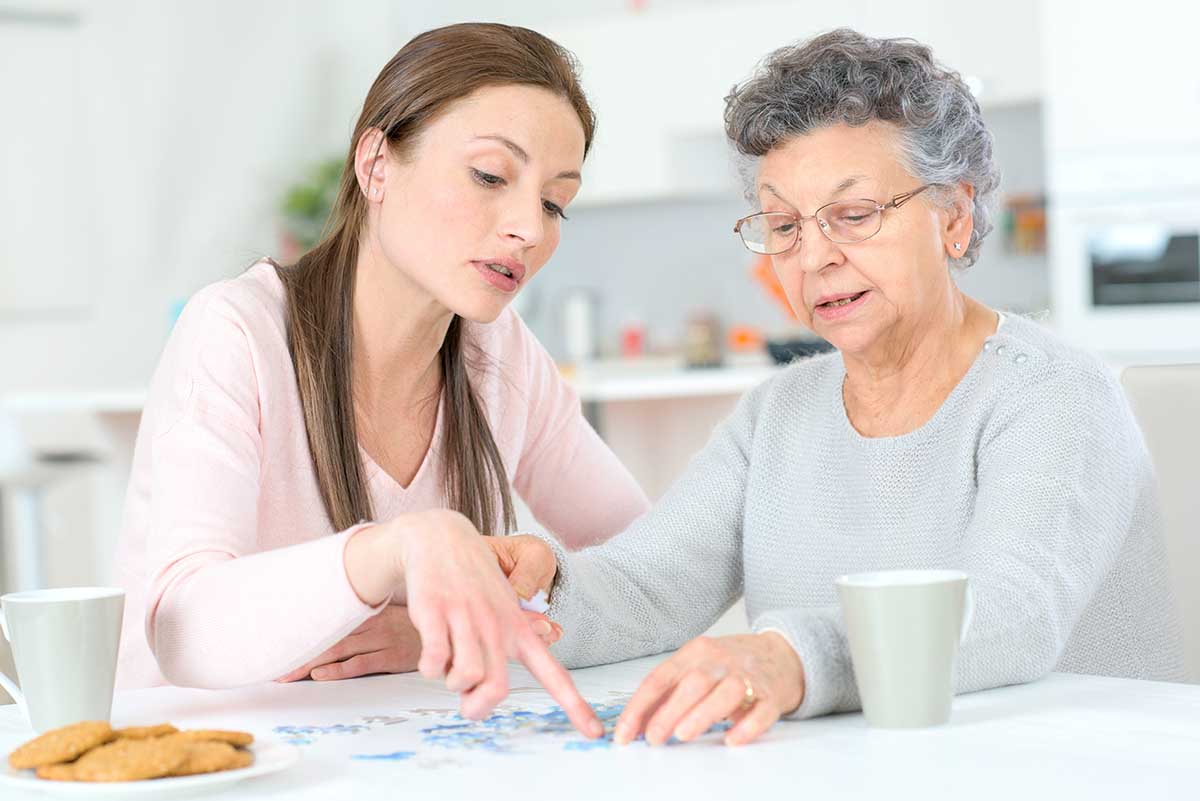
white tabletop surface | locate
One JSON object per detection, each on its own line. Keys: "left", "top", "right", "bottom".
{"left": 2, "top": 655, "right": 1198, "bottom": 801}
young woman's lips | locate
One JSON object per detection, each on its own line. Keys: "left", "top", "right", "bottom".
{"left": 813, "top": 290, "right": 870, "bottom": 321}
{"left": 472, "top": 261, "right": 520, "bottom": 293}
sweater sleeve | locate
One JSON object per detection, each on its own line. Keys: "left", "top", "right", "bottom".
{"left": 753, "top": 361, "right": 1147, "bottom": 719}
{"left": 143, "top": 293, "right": 385, "bottom": 689}
{"left": 509, "top": 313, "right": 650, "bottom": 548}
{"left": 538, "top": 386, "right": 762, "bottom": 668}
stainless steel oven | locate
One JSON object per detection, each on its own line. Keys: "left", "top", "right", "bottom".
{"left": 1089, "top": 226, "right": 1200, "bottom": 306}
{"left": 1050, "top": 191, "right": 1200, "bottom": 355}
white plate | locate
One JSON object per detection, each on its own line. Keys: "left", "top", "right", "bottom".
{"left": 0, "top": 739, "right": 300, "bottom": 798}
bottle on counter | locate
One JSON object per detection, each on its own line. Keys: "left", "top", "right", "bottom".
{"left": 619, "top": 316, "right": 647, "bottom": 358}
{"left": 683, "top": 311, "right": 723, "bottom": 369}
{"left": 561, "top": 288, "right": 599, "bottom": 367}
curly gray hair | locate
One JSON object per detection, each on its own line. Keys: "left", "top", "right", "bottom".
{"left": 724, "top": 28, "right": 1000, "bottom": 267}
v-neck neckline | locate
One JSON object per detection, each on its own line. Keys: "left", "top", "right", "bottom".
{"left": 358, "top": 393, "right": 445, "bottom": 493}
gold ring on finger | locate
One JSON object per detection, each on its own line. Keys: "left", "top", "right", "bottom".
{"left": 739, "top": 676, "right": 757, "bottom": 711}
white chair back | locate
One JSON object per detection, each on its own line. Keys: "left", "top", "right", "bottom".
{"left": 1121, "top": 364, "right": 1200, "bottom": 682}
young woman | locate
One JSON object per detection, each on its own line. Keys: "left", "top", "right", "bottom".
{"left": 113, "top": 23, "right": 649, "bottom": 738}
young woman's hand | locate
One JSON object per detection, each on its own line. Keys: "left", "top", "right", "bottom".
{"left": 276, "top": 604, "right": 421, "bottom": 682}
{"left": 343, "top": 511, "right": 601, "bottom": 738}
{"left": 613, "top": 633, "right": 805, "bottom": 747}
{"left": 275, "top": 604, "right": 561, "bottom": 683}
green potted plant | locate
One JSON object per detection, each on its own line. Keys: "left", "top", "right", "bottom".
{"left": 278, "top": 157, "right": 343, "bottom": 261}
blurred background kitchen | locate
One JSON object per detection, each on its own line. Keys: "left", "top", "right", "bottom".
{"left": 2, "top": 0, "right": 1199, "bottom": 692}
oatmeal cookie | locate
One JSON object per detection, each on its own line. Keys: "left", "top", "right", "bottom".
{"left": 8, "top": 721, "right": 116, "bottom": 770}
{"left": 66, "top": 737, "right": 188, "bottom": 782}
{"left": 115, "top": 723, "right": 179, "bottom": 740}
{"left": 169, "top": 729, "right": 254, "bottom": 747}
{"left": 171, "top": 740, "right": 254, "bottom": 776}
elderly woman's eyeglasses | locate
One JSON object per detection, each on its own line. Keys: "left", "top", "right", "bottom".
{"left": 733, "top": 184, "right": 937, "bottom": 255}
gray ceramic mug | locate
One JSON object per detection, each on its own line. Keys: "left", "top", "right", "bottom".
{"left": 836, "top": 570, "right": 973, "bottom": 728}
{"left": 0, "top": 587, "right": 124, "bottom": 733}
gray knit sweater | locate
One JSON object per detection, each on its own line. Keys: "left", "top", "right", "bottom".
{"left": 539, "top": 314, "right": 1187, "bottom": 719}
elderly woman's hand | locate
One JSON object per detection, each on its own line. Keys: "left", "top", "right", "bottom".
{"left": 485, "top": 534, "right": 560, "bottom": 604}
{"left": 614, "top": 633, "right": 805, "bottom": 747}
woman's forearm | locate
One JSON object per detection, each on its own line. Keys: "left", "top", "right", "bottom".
{"left": 148, "top": 525, "right": 386, "bottom": 688}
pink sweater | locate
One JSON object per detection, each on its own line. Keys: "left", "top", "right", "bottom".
{"left": 114, "top": 261, "right": 649, "bottom": 690}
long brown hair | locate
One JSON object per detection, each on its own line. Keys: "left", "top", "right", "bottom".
{"left": 275, "top": 23, "right": 596, "bottom": 535}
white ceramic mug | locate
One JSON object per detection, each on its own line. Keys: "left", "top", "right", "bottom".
{"left": 835, "top": 570, "right": 973, "bottom": 729}
{"left": 0, "top": 587, "right": 124, "bottom": 733}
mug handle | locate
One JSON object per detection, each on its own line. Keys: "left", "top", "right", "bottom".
{"left": 0, "top": 609, "right": 29, "bottom": 724}
{"left": 959, "top": 583, "right": 975, "bottom": 644}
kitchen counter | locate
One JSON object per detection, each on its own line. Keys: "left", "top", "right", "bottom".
{"left": 566, "top": 355, "right": 781, "bottom": 402}
{"left": 1, "top": 358, "right": 784, "bottom": 416}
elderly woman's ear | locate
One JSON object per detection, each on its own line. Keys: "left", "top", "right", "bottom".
{"left": 943, "top": 182, "right": 976, "bottom": 260}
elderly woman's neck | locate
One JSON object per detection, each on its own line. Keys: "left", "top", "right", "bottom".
{"left": 841, "top": 291, "right": 998, "bottom": 438}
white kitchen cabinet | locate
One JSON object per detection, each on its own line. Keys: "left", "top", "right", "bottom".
{"left": 1040, "top": 1, "right": 1200, "bottom": 354}
{"left": 544, "top": 0, "right": 1043, "bottom": 206}
{"left": 1041, "top": 0, "right": 1200, "bottom": 157}
{"left": 0, "top": 13, "right": 93, "bottom": 313}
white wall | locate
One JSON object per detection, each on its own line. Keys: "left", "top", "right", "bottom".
{"left": 0, "top": 0, "right": 418, "bottom": 395}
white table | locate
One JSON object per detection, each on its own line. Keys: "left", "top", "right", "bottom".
{"left": 2, "top": 656, "right": 1198, "bottom": 801}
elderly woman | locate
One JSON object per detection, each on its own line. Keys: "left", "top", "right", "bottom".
{"left": 490, "top": 28, "right": 1186, "bottom": 746}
